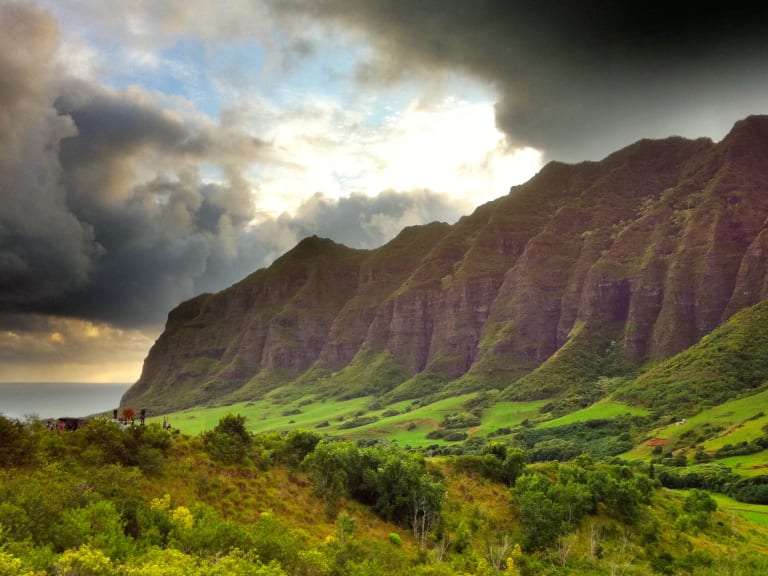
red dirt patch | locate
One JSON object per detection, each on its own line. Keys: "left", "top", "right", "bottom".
{"left": 647, "top": 438, "right": 668, "bottom": 447}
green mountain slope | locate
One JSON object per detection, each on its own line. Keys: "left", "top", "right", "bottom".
{"left": 123, "top": 115, "right": 768, "bottom": 416}
{"left": 618, "top": 300, "right": 768, "bottom": 415}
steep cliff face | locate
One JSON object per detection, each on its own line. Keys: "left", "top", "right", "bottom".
{"left": 124, "top": 116, "right": 768, "bottom": 412}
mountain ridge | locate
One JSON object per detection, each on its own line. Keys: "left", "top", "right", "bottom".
{"left": 123, "top": 115, "right": 768, "bottom": 413}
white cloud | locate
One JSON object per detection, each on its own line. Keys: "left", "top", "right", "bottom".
{"left": 39, "top": 0, "right": 544, "bottom": 220}
{"left": 250, "top": 95, "right": 543, "bottom": 217}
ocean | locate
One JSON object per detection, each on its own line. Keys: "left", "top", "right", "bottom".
{"left": 0, "top": 382, "right": 131, "bottom": 421}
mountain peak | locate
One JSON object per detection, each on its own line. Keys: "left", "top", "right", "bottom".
{"left": 717, "top": 114, "right": 768, "bottom": 168}
{"left": 722, "top": 114, "right": 768, "bottom": 145}
{"left": 124, "top": 116, "right": 768, "bottom": 413}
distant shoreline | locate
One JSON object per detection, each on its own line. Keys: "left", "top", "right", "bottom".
{"left": 0, "top": 381, "right": 131, "bottom": 386}
{"left": 0, "top": 382, "right": 131, "bottom": 420}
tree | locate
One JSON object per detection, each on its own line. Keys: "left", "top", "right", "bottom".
{"left": 304, "top": 440, "right": 357, "bottom": 506}
{"left": 453, "top": 445, "right": 525, "bottom": 487}
{"left": 411, "top": 473, "right": 444, "bottom": 548}
{"left": 682, "top": 489, "right": 717, "bottom": 530}
{"left": 364, "top": 450, "right": 422, "bottom": 524}
{"left": 0, "top": 415, "right": 30, "bottom": 466}
{"left": 501, "top": 449, "right": 526, "bottom": 487}
{"left": 512, "top": 474, "right": 563, "bottom": 551}
{"left": 279, "top": 429, "right": 321, "bottom": 467}
{"left": 202, "top": 414, "right": 252, "bottom": 465}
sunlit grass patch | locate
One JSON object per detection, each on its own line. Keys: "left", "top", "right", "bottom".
{"left": 711, "top": 493, "right": 768, "bottom": 527}
{"left": 537, "top": 399, "right": 648, "bottom": 429}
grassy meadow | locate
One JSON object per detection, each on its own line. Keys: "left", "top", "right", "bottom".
{"left": 711, "top": 493, "right": 768, "bottom": 527}
{"left": 156, "top": 395, "right": 642, "bottom": 437}
{"left": 536, "top": 399, "right": 649, "bottom": 429}
{"left": 152, "top": 393, "right": 553, "bottom": 447}
{"left": 623, "top": 388, "right": 768, "bottom": 462}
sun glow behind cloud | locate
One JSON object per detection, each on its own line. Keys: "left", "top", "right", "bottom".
{"left": 252, "top": 96, "right": 543, "bottom": 217}
{"left": 0, "top": 316, "right": 155, "bottom": 383}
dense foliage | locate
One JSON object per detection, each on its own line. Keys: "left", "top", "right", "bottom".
{"left": 1, "top": 414, "right": 768, "bottom": 575}
{"left": 514, "top": 416, "right": 648, "bottom": 462}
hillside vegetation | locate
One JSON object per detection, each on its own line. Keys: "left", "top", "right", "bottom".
{"left": 148, "top": 297, "right": 768, "bottom": 464}
{"left": 2, "top": 414, "right": 768, "bottom": 575}
{"left": 618, "top": 300, "right": 768, "bottom": 414}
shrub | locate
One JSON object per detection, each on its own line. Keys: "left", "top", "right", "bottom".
{"left": 338, "top": 416, "right": 378, "bottom": 430}
{"left": 202, "top": 414, "right": 252, "bottom": 465}
{"left": 54, "top": 545, "right": 113, "bottom": 576}
{"left": 441, "top": 413, "right": 481, "bottom": 429}
{"left": 730, "top": 475, "right": 768, "bottom": 504}
{"left": 0, "top": 416, "right": 31, "bottom": 466}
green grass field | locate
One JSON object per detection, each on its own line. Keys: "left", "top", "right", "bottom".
{"left": 536, "top": 399, "right": 649, "bottom": 429}
{"left": 344, "top": 397, "right": 551, "bottom": 447}
{"left": 481, "top": 400, "right": 550, "bottom": 430}
{"left": 149, "top": 396, "right": 372, "bottom": 436}
{"left": 714, "top": 452, "right": 768, "bottom": 476}
{"left": 712, "top": 493, "right": 768, "bottom": 527}
{"left": 151, "top": 394, "right": 551, "bottom": 447}
{"left": 624, "top": 389, "right": 768, "bottom": 461}
{"left": 326, "top": 394, "right": 474, "bottom": 447}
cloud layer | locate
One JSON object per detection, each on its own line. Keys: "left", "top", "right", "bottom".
{"left": 0, "top": 3, "right": 493, "bottom": 343}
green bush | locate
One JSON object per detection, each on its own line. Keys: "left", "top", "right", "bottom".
{"left": 441, "top": 413, "right": 481, "bottom": 429}
{"left": 452, "top": 444, "right": 525, "bottom": 486}
{"left": 0, "top": 416, "right": 31, "bottom": 466}
{"left": 202, "top": 414, "right": 252, "bottom": 465}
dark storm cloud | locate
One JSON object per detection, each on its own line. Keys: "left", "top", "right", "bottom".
{"left": 0, "top": 3, "right": 257, "bottom": 329}
{"left": 41, "top": 188, "right": 466, "bottom": 328}
{"left": 56, "top": 83, "right": 194, "bottom": 156}
{"left": 276, "top": 0, "right": 768, "bottom": 161}
{"left": 0, "top": 3, "right": 97, "bottom": 305}
{"left": 0, "top": 0, "right": 464, "bottom": 331}
{"left": 54, "top": 79, "right": 266, "bottom": 211}
{"left": 45, "top": 82, "right": 464, "bottom": 328}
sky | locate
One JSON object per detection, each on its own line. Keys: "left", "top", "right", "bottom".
{"left": 1, "top": 1, "right": 768, "bottom": 383}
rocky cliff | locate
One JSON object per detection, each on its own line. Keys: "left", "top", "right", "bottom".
{"left": 123, "top": 116, "right": 768, "bottom": 412}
